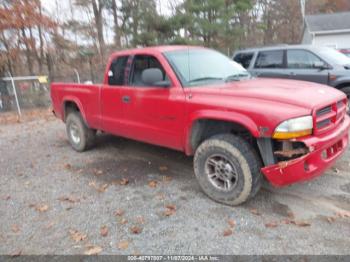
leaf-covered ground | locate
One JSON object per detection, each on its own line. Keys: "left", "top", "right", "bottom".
{"left": 0, "top": 113, "right": 349, "bottom": 255}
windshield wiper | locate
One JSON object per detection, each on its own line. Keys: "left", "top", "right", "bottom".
{"left": 188, "top": 77, "right": 223, "bottom": 83}
{"left": 225, "top": 73, "right": 250, "bottom": 82}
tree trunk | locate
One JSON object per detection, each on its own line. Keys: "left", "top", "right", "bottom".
{"left": 38, "top": 1, "right": 45, "bottom": 73}
{"left": 91, "top": 0, "right": 105, "bottom": 60}
{"left": 21, "top": 28, "right": 34, "bottom": 75}
{"left": 111, "top": 0, "right": 121, "bottom": 48}
{"left": 0, "top": 31, "right": 14, "bottom": 75}
{"left": 46, "top": 53, "right": 54, "bottom": 82}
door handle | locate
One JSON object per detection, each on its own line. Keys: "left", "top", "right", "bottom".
{"left": 122, "top": 96, "right": 130, "bottom": 103}
{"left": 289, "top": 72, "right": 296, "bottom": 76}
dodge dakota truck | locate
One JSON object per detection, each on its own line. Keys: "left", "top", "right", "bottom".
{"left": 51, "top": 46, "right": 350, "bottom": 205}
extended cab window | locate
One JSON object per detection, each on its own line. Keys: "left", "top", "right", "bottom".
{"left": 130, "top": 55, "right": 168, "bottom": 86}
{"left": 254, "top": 50, "right": 284, "bottom": 68}
{"left": 287, "top": 50, "right": 324, "bottom": 69}
{"left": 233, "top": 52, "right": 254, "bottom": 69}
{"left": 108, "top": 56, "right": 129, "bottom": 85}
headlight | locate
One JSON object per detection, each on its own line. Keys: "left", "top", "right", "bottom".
{"left": 272, "top": 116, "right": 313, "bottom": 139}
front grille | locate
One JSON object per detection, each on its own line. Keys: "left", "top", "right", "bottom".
{"left": 317, "top": 105, "right": 332, "bottom": 117}
{"left": 315, "top": 99, "right": 347, "bottom": 133}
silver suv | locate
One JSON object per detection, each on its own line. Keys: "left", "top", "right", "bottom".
{"left": 233, "top": 45, "right": 350, "bottom": 101}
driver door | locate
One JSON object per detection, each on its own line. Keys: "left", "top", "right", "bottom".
{"left": 120, "top": 54, "right": 186, "bottom": 150}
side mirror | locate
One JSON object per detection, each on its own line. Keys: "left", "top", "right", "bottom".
{"left": 141, "top": 68, "right": 170, "bottom": 87}
{"left": 313, "top": 61, "right": 329, "bottom": 70}
{"left": 108, "top": 70, "right": 114, "bottom": 85}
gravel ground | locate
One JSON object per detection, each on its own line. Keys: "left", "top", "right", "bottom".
{"left": 0, "top": 115, "right": 350, "bottom": 255}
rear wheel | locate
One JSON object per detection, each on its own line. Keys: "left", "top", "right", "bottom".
{"left": 193, "top": 134, "right": 262, "bottom": 206}
{"left": 66, "top": 112, "right": 96, "bottom": 152}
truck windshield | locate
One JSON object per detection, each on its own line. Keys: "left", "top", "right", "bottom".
{"left": 164, "top": 48, "right": 250, "bottom": 87}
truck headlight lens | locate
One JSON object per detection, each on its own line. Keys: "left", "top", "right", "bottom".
{"left": 273, "top": 116, "right": 313, "bottom": 139}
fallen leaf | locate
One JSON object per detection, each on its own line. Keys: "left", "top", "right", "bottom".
{"left": 11, "top": 224, "right": 20, "bottom": 233}
{"left": 227, "top": 219, "right": 236, "bottom": 228}
{"left": 290, "top": 220, "right": 311, "bottom": 227}
{"left": 2, "top": 195, "right": 10, "bottom": 200}
{"left": 162, "top": 176, "right": 172, "bottom": 182}
{"left": 120, "top": 178, "right": 129, "bottom": 185}
{"left": 100, "top": 226, "right": 108, "bottom": 237}
{"left": 117, "top": 240, "right": 129, "bottom": 250}
{"left": 223, "top": 228, "right": 233, "bottom": 237}
{"left": 326, "top": 217, "right": 336, "bottom": 223}
{"left": 94, "top": 169, "right": 104, "bottom": 176}
{"left": 35, "top": 204, "right": 49, "bottom": 212}
{"left": 336, "top": 210, "right": 350, "bottom": 218}
{"left": 148, "top": 180, "right": 158, "bottom": 188}
{"left": 84, "top": 245, "right": 102, "bottom": 255}
{"left": 114, "top": 209, "right": 125, "bottom": 216}
{"left": 69, "top": 229, "right": 87, "bottom": 242}
{"left": 64, "top": 163, "right": 72, "bottom": 170}
{"left": 136, "top": 216, "right": 145, "bottom": 224}
{"left": 265, "top": 222, "right": 278, "bottom": 228}
{"left": 250, "top": 209, "right": 261, "bottom": 216}
{"left": 58, "top": 196, "right": 79, "bottom": 203}
{"left": 159, "top": 166, "right": 168, "bottom": 172}
{"left": 45, "top": 222, "right": 55, "bottom": 229}
{"left": 165, "top": 204, "right": 176, "bottom": 211}
{"left": 287, "top": 211, "right": 295, "bottom": 219}
{"left": 97, "top": 184, "right": 109, "bottom": 193}
{"left": 89, "top": 181, "right": 109, "bottom": 193}
{"left": 280, "top": 219, "right": 291, "bottom": 225}
{"left": 163, "top": 209, "right": 176, "bottom": 217}
{"left": 89, "top": 181, "right": 97, "bottom": 188}
{"left": 155, "top": 193, "right": 166, "bottom": 200}
{"left": 120, "top": 218, "right": 128, "bottom": 225}
{"left": 130, "top": 226, "right": 142, "bottom": 234}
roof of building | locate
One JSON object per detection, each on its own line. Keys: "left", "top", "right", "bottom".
{"left": 305, "top": 12, "right": 350, "bottom": 33}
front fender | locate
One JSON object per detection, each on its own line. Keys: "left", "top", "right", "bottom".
{"left": 184, "top": 110, "right": 259, "bottom": 155}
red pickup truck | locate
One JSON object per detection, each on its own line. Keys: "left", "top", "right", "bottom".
{"left": 51, "top": 46, "right": 350, "bottom": 205}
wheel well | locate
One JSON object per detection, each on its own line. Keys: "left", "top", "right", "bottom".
{"left": 64, "top": 101, "right": 80, "bottom": 121}
{"left": 336, "top": 83, "right": 350, "bottom": 90}
{"left": 190, "top": 119, "right": 256, "bottom": 153}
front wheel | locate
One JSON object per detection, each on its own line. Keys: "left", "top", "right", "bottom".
{"left": 341, "top": 87, "right": 350, "bottom": 109}
{"left": 66, "top": 112, "right": 96, "bottom": 152}
{"left": 193, "top": 134, "right": 262, "bottom": 206}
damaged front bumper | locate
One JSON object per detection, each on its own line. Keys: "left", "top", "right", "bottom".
{"left": 262, "top": 115, "right": 350, "bottom": 187}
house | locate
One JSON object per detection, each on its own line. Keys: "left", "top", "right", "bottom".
{"left": 302, "top": 12, "right": 350, "bottom": 49}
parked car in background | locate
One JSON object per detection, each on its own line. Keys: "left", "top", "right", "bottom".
{"left": 233, "top": 45, "right": 350, "bottom": 102}
{"left": 339, "top": 48, "right": 350, "bottom": 57}
{"left": 51, "top": 46, "right": 350, "bottom": 206}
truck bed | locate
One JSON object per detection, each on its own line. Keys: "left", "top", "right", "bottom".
{"left": 51, "top": 83, "right": 102, "bottom": 129}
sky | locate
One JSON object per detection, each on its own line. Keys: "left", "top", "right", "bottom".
{"left": 40, "top": 0, "right": 175, "bottom": 44}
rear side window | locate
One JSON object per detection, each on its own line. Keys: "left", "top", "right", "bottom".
{"left": 255, "top": 50, "right": 284, "bottom": 69}
{"left": 129, "top": 55, "right": 167, "bottom": 87}
{"left": 108, "top": 56, "right": 129, "bottom": 86}
{"left": 233, "top": 52, "right": 254, "bottom": 69}
{"left": 287, "top": 50, "right": 323, "bottom": 69}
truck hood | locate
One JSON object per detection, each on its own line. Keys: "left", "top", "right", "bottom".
{"left": 198, "top": 78, "right": 345, "bottom": 109}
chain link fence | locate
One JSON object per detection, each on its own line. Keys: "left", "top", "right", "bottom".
{"left": 0, "top": 66, "right": 105, "bottom": 118}
{"left": 0, "top": 75, "right": 51, "bottom": 116}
